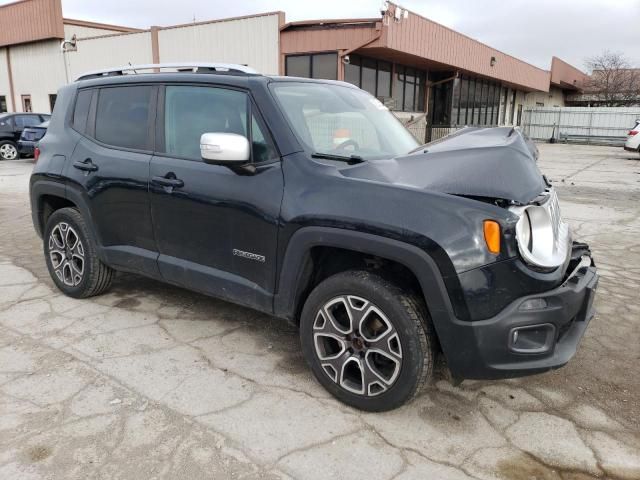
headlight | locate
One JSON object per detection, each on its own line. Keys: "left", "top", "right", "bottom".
{"left": 509, "top": 190, "right": 570, "bottom": 270}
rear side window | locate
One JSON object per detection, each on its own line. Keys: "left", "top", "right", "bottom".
{"left": 14, "top": 115, "right": 41, "bottom": 128}
{"left": 72, "top": 90, "right": 92, "bottom": 134}
{"left": 95, "top": 86, "right": 152, "bottom": 150}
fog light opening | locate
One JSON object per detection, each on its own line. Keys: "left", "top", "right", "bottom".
{"left": 509, "top": 323, "right": 555, "bottom": 354}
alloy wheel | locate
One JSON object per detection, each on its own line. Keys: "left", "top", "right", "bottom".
{"left": 313, "top": 295, "right": 403, "bottom": 397}
{"left": 0, "top": 143, "right": 18, "bottom": 160}
{"left": 48, "top": 222, "right": 85, "bottom": 286}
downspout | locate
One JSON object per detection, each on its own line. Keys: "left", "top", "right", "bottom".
{"left": 60, "top": 35, "right": 77, "bottom": 84}
{"left": 6, "top": 47, "right": 16, "bottom": 112}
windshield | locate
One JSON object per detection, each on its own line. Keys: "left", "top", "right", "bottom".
{"left": 270, "top": 82, "right": 419, "bottom": 160}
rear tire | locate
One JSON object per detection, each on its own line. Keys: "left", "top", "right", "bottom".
{"left": 300, "top": 270, "right": 436, "bottom": 411}
{"left": 44, "top": 207, "right": 114, "bottom": 298}
{"left": 0, "top": 140, "right": 18, "bottom": 160}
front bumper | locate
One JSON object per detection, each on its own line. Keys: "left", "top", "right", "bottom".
{"left": 624, "top": 145, "right": 639, "bottom": 152}
{"left": 445, "top": 243, "right": 598, "bottom": 380}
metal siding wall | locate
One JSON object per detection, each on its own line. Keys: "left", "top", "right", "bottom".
{"left": 66, "top": 32, "right": 153, "bottom": 81}
{"left": 0, "top": 48, "right": 10, "bottom": 111}
{"left": 9, "top": 40, "right": 67, "bottom": 113}
{"left": 523, "top": 86, "right": 565, "bottom": 109}
{"left": 384, "top": 7, "right": 550, "bottom": 92}
{"left": 0, "top": 0, "right": 64, "bottom": 48}
{"left": 63, "top": 24, "right": 123, "bottom": 39}
{"left": 281, "top": 25, "right": 379, "bottom": 54}
{"left": 523, "top": 107, "right": 640, "bottom": 144}
{"left": 158, "top": 15, "right": 280, "bottom": 75}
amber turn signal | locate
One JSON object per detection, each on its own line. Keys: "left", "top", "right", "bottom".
{"left": 483, "top": 220, "right": 501, "bottom": 254}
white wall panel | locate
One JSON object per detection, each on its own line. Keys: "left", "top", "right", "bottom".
{"left": 9, "top": 40, "right": 67, "bottom": 113}
{"left": 66, "top": 32, "right": 153, "bottom": 81}
{"left": 64, "top": 24, "right": 123, "bottom": 39}
{"left": 0, "top": 48, "right": 11, "bottom": 111}
{"left": 523, "top": 86, "right": 565, "bottom": 109}
{"left": 158, "top": 14, "right": 280, "bottom": 75}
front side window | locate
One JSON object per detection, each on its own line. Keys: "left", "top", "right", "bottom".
{"left": 271, "top": 82, "right": 418, "bottom": 160}
{"left": 164, "top": 85, "right": 247, "bottom": 161}
{"left": 95, "top": 86, "right": 151, "bottom": 150}
{"left": 163, "top": 85, "right": 276, "bottom": 163}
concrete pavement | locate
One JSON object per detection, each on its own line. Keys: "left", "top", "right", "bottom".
{"left": 0, "top": 144, "right": 638, "bottom": 479}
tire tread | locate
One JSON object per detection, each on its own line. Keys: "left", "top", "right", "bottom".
{"left": 45, "top": 207, "right": 114, "bottom": 298}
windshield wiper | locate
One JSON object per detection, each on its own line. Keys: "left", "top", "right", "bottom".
{"left": 311, "top": 152, "right": 365, "bottom": 164}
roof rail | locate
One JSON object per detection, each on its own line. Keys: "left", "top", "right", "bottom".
{"left": 75, "top": 63, "right": 259, "bottom": 82}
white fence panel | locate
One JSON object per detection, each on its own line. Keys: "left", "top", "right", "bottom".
{"left": 523, "top": 107, "right": 640, "bottom": 145}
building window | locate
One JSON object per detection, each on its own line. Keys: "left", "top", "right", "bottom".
{"left": 49, "top": 94, "right": 57, "bottom": 112}
{"left": 0, "top": 96, "right": 6, "bottom": 113}
{"left": 285, "top": 53, "right": 337, "bottom": 80}
{"left": 449, "top": 75, "right": 507, "bottom": 126}
{"left": 344, "top": 55, "right": 424, "bottom": 111}
{"left": 536, "top": 102, "right": 544, "bottom": 107}
{"left": 344, "top": 55, "right": 394, "bottom": 104}
{"left": 21, "top": 95, "right": 32, "bottom": 113}
{"left": 458, "top": 77, "right": 469, "bottom": 124}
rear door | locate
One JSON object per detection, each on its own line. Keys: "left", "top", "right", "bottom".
{"left": 149, "top": 83, "right": 283, "bottom": 311}
{"left": 64, "top": 84, "right": 159, "bottom": 278}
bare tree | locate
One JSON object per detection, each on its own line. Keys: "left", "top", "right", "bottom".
{"left": 584, "top": 50, "right": 640, "bottom": 106}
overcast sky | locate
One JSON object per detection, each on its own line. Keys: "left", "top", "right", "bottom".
{"left": 9, "top": 0, "right": 640, "bottom": 71}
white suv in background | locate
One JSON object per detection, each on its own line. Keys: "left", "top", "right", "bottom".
{"left": 625, "top": 120, "right": 640, "bottom": 154}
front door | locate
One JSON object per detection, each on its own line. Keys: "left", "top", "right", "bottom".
{"left": 149, "top": 84, "right": 283, "bottom": 311}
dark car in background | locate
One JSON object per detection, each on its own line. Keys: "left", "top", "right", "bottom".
{"left": 0, "top": 113, "right": 51, "bottom": 160}
{"left": 18, "top": 121, "right": 49, "bottom": 158}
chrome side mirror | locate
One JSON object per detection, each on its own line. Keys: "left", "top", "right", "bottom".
{"left": 200, "top": 132, "right": 250, "bottom": 164}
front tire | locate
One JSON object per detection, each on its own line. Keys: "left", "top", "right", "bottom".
{"left": 44, "top": 207, "right": 114, "bottom": 298}
{"left": 300, "top": 270, "right": 436, "bottom": 411}
{"left": 0, "top": 140, "right": 18, "bottom": 160}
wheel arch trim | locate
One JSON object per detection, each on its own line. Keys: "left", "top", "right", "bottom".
{"left": 273, "top": 227, "right": 461, "bottom": 345}
{"left": 30, "top": 179, "right": 105, "bottom": 261}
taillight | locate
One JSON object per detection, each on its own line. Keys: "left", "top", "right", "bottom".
{"left": 629, "top": 130, "right": 638, "bottom": 136}
{"left": 34, "top": 147, "right": 40, "bottom": 162}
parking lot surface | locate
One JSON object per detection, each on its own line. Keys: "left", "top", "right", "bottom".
{"left": 0, "top": 143, "right": 639, "bottom": 479}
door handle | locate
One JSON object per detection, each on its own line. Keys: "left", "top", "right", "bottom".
{"left": 152, "top": 174, "right": 184, "bottom": 188}
{"left": 73, "top": 158, "right": 98, "bottom": 172}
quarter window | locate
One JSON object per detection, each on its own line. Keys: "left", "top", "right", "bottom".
{"left": 95, "top": 86, "right": 152, "bottom": 150}
{"left": 72, "top": 90, "right": 93, "bottom": 134}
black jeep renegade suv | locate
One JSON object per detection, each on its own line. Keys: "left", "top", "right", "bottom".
{"left": 30, "top": 64, "right": 598, "bottom": 411}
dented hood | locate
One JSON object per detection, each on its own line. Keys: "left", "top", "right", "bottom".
{"left": 341, "top": 127, "right": 546, "bottom": 204}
